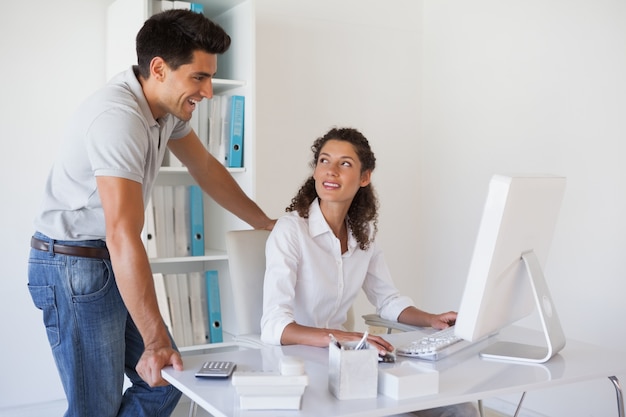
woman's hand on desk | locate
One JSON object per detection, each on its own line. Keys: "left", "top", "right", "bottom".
{"left": 281, "top": 323, "right": 394, "bottom": 355}
{"left": 328, "top": 330, "right": 395, "bottom": 355}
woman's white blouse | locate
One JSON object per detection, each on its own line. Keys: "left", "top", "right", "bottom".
{"left": 260, "top": 199, "right": 414, "bottom": 345}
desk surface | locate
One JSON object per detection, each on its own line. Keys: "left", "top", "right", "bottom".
{"left": 162, "top": 327, "right": 626, "bottom": 417}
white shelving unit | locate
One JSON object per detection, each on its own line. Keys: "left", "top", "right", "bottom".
{"left": 106, "top": 0, "right": 256, "bottom": 345}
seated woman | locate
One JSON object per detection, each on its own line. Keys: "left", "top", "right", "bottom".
{"left": 260, "top": 127, "right": 478, "bottom": 417}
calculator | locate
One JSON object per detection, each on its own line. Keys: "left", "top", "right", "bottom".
{"left": 195, "top": 361, "right": 237, "bottom": 378}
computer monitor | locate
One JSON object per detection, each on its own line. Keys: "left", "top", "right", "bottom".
{"left": 454, "top": 174, "right": 567, "bottom": 363}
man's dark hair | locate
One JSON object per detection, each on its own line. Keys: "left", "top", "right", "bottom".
{"left": 135, "top": 9, "right": 231, "bottom": 78}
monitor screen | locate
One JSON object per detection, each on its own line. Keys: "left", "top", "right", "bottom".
{"left": 454, "top": 174, "right": 566, "bottom": 363}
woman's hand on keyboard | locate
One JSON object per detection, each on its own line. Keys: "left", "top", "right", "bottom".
{"left": 397, "top": 307, "right": 458, "bottom": 330}
{"left": 430, "top": 311, "right": 458, "bottom": 330}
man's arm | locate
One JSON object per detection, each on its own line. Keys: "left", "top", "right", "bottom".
{"left": 168, "top": 131, "right": 274, "bottom": 230}
{"left": 96, "top": 176, "right": 183, "bottom": 386}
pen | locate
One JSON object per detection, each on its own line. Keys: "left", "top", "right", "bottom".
{"left": 355, "top": 331, "right": 369, "bottom": 350}
{"left": 329, "top": 333, "right": 342, "bottom": 349}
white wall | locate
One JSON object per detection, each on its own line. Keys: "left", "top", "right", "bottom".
{"left": 254, "top": 1, "right": 626, "bottom": 416}
{"left": 254, "top": 0, "right": 424, "bottom": 320}
{"left": 0, "top": 0, "right": 112, "bottom": 410}
{"left": 418, "top": 1, "right": 626, "bottom": 415}
{"left": 2, "top": 0, "right": 625, "bottom": 415}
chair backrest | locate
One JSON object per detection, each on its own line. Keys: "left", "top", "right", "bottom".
{"left": 223, "top": 229, "right": 270, "bottom": 337}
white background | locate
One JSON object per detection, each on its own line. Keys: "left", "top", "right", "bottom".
{"left": 1, "top": 1, "right": 624, "bottom": 415}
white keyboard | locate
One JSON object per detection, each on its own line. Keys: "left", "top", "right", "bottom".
{"left": 396, "top": 326, "right": 468, "bottom": 361}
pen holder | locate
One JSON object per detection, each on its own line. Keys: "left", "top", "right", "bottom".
{"left": 328, "top": 341, "right": 378, "bottom": 400}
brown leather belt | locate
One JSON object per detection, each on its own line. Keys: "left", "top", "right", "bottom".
{"left": 31, "top": 237, "right": 110, "bottom": 260}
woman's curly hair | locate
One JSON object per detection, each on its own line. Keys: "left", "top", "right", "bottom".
{"left": 286, "top": 127, "right": 378, "bottom": 250}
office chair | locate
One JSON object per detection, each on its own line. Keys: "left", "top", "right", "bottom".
{"left": 362, "top": 313, "right": 424, "bottom": 333}
{"left": 222, "top": 228, "right": 271, "bottom": 347}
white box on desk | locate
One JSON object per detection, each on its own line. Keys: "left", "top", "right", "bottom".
{"left": 231, "top": 357, "right": 308, "bottom": 411}
{"left": 238, "top": 393, "right": 304, "bottom": 410}
{"left": 378, "top": 361, "right": 439, "bottom": 400}
{"left": 231, "top": 372, "right": 308, "bottom": 410}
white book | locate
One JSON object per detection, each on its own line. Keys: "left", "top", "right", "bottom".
{"left": 162, "top": 186, "right": 176, "bottom": 258}
{"left": 173, "top": 185, "right": 191, "bottom": 257}
{"left": 208, "top": 95, "right": 224, "bottom": 162}
{"left": 152, "top": 185, "right": 176, "bottom": 258}
{"left": 188, "top": 271, "right": 209, "bottom": 345}
{"left": 153, "top": 273, "right": 172, "bottom": 333}
{"left": 154, "top": 1, "right": 174, "bottom": 12}
{"left": 218, "top": 96, "right": 229, "bottom": 165}
{"left": 165, "top": 150, "right": 184, "bottom": 167}
{"left": 151, "top": 186, "right": 167, "bottom": 258}
{"left": 172, "top": 1, "right": 191, "bottom": 10}
{"left": 191, "top": 99, "right": 210, "bottom": 149}
{"left": 164, "top": 273, "right": 184, "bottom": 346}
{"left": 219, "top": 96, "right": 233, "bottom": 166}
{"left": 177, "top": 272, "right": 194, "bottom": 346}
{"left": 142, "top": 196, "right": 158, "bottom": 258}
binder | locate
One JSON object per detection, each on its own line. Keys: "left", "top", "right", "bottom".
{"left": 143, "top": 196, "right": 157, "bottom": 258}
{"left": 226, "top": 95, "right": 244, "bottom": 168}
{"left": 153, "top": 273, "right": 172, "bottom": 333}
{"left": 188, "top": 271, "right": 209, "bottom": 344}
{"left": 165, "top": 149, "right": 183, "bottom": 167}
{"left": 173, "top": 185, "right": 191, "bottom": 257}
{"left": 176, "top": 272, "right": 194, "bottom": 346}
{"left": 172, "top": 1, "right": 191, "bottom": 10}
{"left": 162, "top": 186, "right": 176, "bottom": 257}
{"left": 190, "top": 97, "right": 209, "bottom": 148}
{"left": 159, "top": 1, "right": 202, "bottom": 14}
{"left": 170, "top": 185, "right": 191, "bottom": 256}
{"left": 150, "top": 185, "right": 177, "bottom": 257}
{"left": 163, "top": 273, "right": 194, "bottom": 347}
{"left": 189, "top": 185, "right": 205, "bottom": 256}
{"left": 190, "top": 3, "right": 204, "bottom": 13}
{"left": 205, "top": 270, "right": 223, "bottom": 342}
{"left": 164, "top": 273, "right": 185, "bottom": 345}
{"left": 151, "top": 186, "right": 164, "bottom": 256}
{"left": 212, "top": 95, "right": 226, "bottom": 164}
{"left": 154, "top": 1, "right": 174, "bottom": 11}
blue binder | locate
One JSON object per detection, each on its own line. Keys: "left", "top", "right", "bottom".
{"left": 226, "top": 95, "right": 244, "bottom": 168}
{"left": 205, "top": 270, "right": 223, "bottom": 342}
{"left": 189, "top": 185, "right": 204, "bottom": 256}
{"left": 190, "top": 3, "right": 204, "bottom": 14}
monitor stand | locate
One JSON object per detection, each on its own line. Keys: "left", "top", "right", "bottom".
{"left": 479, "top": 250, "right": 566, "bottom": 363}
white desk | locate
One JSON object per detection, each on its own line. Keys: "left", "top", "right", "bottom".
{"left": 162, "top": 327, "right": 626, "bottom": 417}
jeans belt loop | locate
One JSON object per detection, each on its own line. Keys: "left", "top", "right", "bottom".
{"left": 48, "top": 238, "right": 55, "bottom": 256}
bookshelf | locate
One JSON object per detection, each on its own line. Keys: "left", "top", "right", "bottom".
{"left": 106, "top": 0, "right": 256, "bottom": 346}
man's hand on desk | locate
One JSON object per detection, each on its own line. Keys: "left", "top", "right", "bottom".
{"left": 137, "top": 347, "right": 183, "bottom": 387}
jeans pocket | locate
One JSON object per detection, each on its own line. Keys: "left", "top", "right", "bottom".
{"left": 68, "top": 257, "right": 113, "bottom": 301}
{"left": 28, "top": 284, "right": 60, "bottom": 348}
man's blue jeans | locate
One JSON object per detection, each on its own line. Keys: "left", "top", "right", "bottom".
{"left": 27, "top": 232, "right": 182, "bottom": 417}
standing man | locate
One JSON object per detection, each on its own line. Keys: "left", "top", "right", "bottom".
{"left": 28, "top": 9, "right": 273, "bottom": 417}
